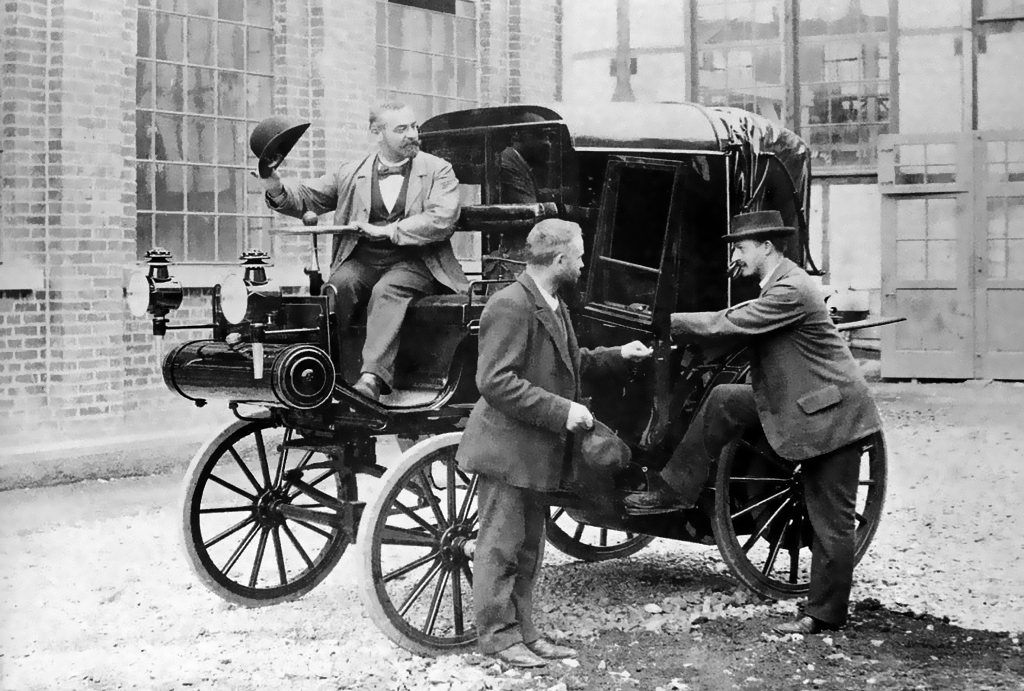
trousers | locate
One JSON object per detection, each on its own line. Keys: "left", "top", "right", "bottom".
{"left": 473, "top": 476, "right": 546, "bottom": 654}
{"left": 660, "top": 383, "right": 862, "bottom": 626}
{"left": 324, "top": 243, "right": 437, "bottom": 388}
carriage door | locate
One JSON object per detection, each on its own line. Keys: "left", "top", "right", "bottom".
{"left": 879, "top": 134, "right": 975, "bottom": 379}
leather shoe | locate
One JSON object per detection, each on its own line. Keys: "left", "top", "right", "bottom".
{"left": 352, "top": 372, "right": 383, "bottom": 401}
{"left": 527, "top": 638, "right": 577, "bottom": 659}
{"left": 772, "top": 615, "right": 838, "bottom": 635}
{"left": 491, "top": 642, "right": 546, "bottom": 668}
{"left": 623, "top": 486, "right": 694, "bottom": 515}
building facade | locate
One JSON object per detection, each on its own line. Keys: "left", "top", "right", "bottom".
{"left": 2, "top": 0, "right": 1023, "bottom": 445}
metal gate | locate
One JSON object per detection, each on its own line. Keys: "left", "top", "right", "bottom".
{"left": 879, "top": 132, "right": 1024, "bottom": 380}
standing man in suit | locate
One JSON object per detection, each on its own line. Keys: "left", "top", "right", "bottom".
{"left": 259, "top": 102, "right": 467, "bottom": 400}
{"left": 458, "top": 219, "right": 651, "bottom": 667}
{"left": 623, "top": 210, "right": 882, "bottom": 635}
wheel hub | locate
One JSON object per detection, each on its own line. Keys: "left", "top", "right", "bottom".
{"left": 255, "top": 488, "right": 289, "bottom": 527}
{"left": 438, "top": 524, "right": 474, "bottom": 565}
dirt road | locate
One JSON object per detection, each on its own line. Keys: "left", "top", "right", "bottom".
{"left": 1, "top": 382, "right": 1022, "bottom": 690}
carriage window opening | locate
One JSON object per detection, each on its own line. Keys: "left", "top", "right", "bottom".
{"left": 591, "top": 166, "right": 675, "bottom": 315}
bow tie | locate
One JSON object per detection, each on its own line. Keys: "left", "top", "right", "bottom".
{"left": 377, "top": 161, "right": 409, "bottom": 178}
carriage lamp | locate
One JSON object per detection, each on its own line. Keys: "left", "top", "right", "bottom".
{"left": 216, "top": 250, "right": 283, "bottom": 380}
{"left": 126, "top": 248, "right": 184, "bottom": 338}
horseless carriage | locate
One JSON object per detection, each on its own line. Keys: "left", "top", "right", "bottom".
{"left": 126, "top": 102, "right": 892, "bottom": 656}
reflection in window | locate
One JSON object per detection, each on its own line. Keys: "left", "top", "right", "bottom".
{"left": 895, "top": 197, "right": 958, "bottom": 281}
{"left": 696, "top": 0, "right": 785, "bottom": 121}
{"left": 987, "top": 197, "right": 1024, "bottom": 280}
{"left": 136, "top": 1, "right": 273, "bottom": 262}
{"left": 376, "top": 0, "right": 478, "bottom": 120}
{"left": 799, "top": 0, "right": 889, "bottom": 170}
{"left": 895, "top": 143, "right": 957, "bottom": 185}
{"left": 986, "top": 139, "right": 1024, "bottom": 183}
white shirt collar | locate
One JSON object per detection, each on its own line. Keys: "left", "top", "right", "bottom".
{"left": 759, "top": 258, "right": 783, "bottom": 290}
{"left": 535, "top": 282, "right": 560, "bottom": 311}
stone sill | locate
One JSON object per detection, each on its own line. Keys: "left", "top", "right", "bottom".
{"left": 0, "top": 263, "right": 45, "bottom": 292}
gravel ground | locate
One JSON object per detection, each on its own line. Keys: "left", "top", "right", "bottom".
{"left": 1, "top": 381, "right": 1022, "bottom": 690}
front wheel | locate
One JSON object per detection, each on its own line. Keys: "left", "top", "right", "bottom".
{"left": 357, "top": 433, "right": 478, "bottom": 656}
{"left": 180, "top": 418, "right": 355, "bottom": 606}
{"left": 711, "top": 430, "right": 887, "bottom": 600}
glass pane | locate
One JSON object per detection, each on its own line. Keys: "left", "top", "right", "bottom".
{"left": 155, "top": 63, "right": 184, "bottom": 111}
{"left": 218, "top": 216, "right": 242, "bottom": 261}
{"left": 154, "top": 114, "right": 184, "bottom": 161}
{"left": 218, "top": 0, "right": 243, "bottom": 21}
{"left": 390, "top": 5, "right": 431, "bottom": 53}
{"left": 187, "top": 0, "right": 215, "bottom": 17}
{"left": 219, "top": 23, "right": 245, "bottom": 70}
{"left": 1008, "top": 239, "right": 1024, "bottom": 279}
{"left": 155, "top": 13, "right": 184, "bottom": 61}
{"left": 218, "top": 71, "right": 244, "bottom": 117}
{"left": 901, "top": 1, "right": 960, "bottom": 28}
{"left": 377, "top": 1, "right": 388, "bottom": 45}
{"left": 927, "top": 240, "right": 957, "bottom": 280}
{"left": 247, "top": 216, "right": 269, "bottom": 252}
{"left": 188, "top": 17, "right": 216, "bottom": 67}
{"left": 247, "top": 27, "right": 273, "bottom": 73}
{"left": 896, "top": 199, "right": 927, "bottom": 239}
{"left": 137, "top": 213, "right": 154, "bottom": 259}
{"left": 456, "top": 17, "right": 476, "bottom": 58}
{"left": 927, "top": 198, "right": 957, "bottom": 239}
{"left": 434, "top": 56, "right": 456, "bottom": 97}
{"left": 186, "top": 116, "right": 216, "bottom": 163}
{"left": 247, "top": 2, "right": 272, "bottom": 27}
{"left": 989, "top": 198, "right": 1007, "bottom": 239}
{"left": 155, "top": 163, "right": 185, "bottom": 210}
{"left": 456, "top": 59, "right": 476, "bottom": 100}
{"left": 898, "top": 34, "right": 962, "bottom": 134}
{"left": 988, "top": 239, "right": 1008, "bottom": 279}
{"left": 187, "top": 67, "right": 216, "bottom": 114}
{"left": 136, "top": 111, "right": 153, "bottom": 160}
{"left": 1008, "top": 198, "right": 1024, "bottom": 237}
{"left": 896, "top": 240, "right": 926, "bottom": 280}
{"left": 217, "top": 167, "right": 243, "bottom": 213}
{"left": 155, "top": 214, "right": 186, "bottom": 260}
{"left": 137, "top": 163, "right": 154, "bottom": 209}
{"left": 390, "top": 49, "right": 429, "bottom": 92}
{"left": 156, "top": 0, "right": 185, "bottom": 10}
{"left": 186, "top": 214, "right": 215, "bottom": 260}
{"left": 217, "top": 119, "right": 245, "bottom": 165}
{"left": 138, "top": 10, "right": 153, "bottom": 58}
{"left": 978, "top": 24, "right": 1024, "bottom": 130}
{"left": 137, "top": 61, "right": 155, "bottom": 110}
{"left": 433, "top": 13, "right": 455, "bottom": 55}
{"left": 246, "top": 75, "right": 273, "bottom": 117}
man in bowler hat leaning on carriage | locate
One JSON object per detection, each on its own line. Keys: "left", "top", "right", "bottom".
{"left": 624, "top": 210, "right": 882, "bottom": 635}
{"left": 253, "top": 102, "right": 467, "bottom": 400}
{"left": 458, "top": 219, "right": 653, "bottom": 667}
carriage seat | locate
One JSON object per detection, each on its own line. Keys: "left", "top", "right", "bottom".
{"left": 404, "top": 291, "right": 489, "bottom": 326}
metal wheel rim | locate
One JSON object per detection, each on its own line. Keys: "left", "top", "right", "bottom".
{"left": 546, "top": 507, "right": 655, "bottom": 561}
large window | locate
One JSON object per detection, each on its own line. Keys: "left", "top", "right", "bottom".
{"left": 136, "top": 0, "right": 274, "bottom": 263}
{"left": 799, "top": 0, "right": 889, "bottom": 168}
{"left": 376, "top": 0, "right": 479, "bottom": 119}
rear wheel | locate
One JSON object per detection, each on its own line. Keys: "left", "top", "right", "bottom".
{"left": 711, "top": 430, "right": 887, "bottom": 600}
{"left": 546, "top": 508, "right": 654, "bottom": 561}
{"left": 180, "top": 418, "right": 355, "bottom": 606}
{"left": 357, "top": 433, "right": 478, "bottom": 655}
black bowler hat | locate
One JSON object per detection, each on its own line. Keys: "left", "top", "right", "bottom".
{"left": 249, "top": 116, "right": 310, "bottom": 179}
{"left": 723, "top": 210, "right": 796, "bottom": 242}
{"left": 575, "top": 420, "right": 631, "bottom": 473}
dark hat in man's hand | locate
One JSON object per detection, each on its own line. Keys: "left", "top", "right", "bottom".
{"left": 249, "top": 116, "right": 310, "bottom": 179}
{"left": 575, "top": 420, "right": 631, "bottom": 473}
{"left": 723, "top": 210, "right": 796, "bottom": 242}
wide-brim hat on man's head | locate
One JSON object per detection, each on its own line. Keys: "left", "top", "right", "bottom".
{"left": 723, "top": 210, "right": 796, "bottom": 242}
{"left": 249, "top": 116, "right": 310, "bottom": 179}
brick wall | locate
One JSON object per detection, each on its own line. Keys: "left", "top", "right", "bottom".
{"left": 0, "top": 0, "right": 562, "bottom": 446}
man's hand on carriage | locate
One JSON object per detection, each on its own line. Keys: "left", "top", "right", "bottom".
{"left": 566, "top": 402, "right": 595, "bottom": 433}
{"left": 620, "top": 341, "right": 653, "bottom": 362}
{"left": 353, "top": 221, "right": 395, "bottom": 242}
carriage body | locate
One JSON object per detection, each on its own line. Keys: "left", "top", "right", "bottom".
{"left": 128, "top": 102, "right": 886, "bottom": 656}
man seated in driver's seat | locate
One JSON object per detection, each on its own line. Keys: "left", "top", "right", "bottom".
{"left": 260, "top": 102, "right": 467, "bottom": 400}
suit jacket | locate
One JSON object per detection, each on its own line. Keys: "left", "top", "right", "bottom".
{"left": 457, "top": 273, "right": 626, "bottom": 491}
{"left": 268, "top": 151, "right": 469, "bottom": 293}
{"left": 670, "top": 258, "right": 881, "bottom": 461}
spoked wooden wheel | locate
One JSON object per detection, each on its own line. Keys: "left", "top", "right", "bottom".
{"left": 180, "top": 418, "right": 354, "bottom": 606}
{"left": 711, "top": 430, "right": 887, "bottom": 600}
{"left": 546, "top": 507, "right": 654, "bottom": 561}
{"left": 357, "top": 433, "right": 478, "bottom": 656}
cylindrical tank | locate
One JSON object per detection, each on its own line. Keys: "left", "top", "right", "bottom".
{"left": 163, "top": 340, "right": 335, "bottom": 410}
